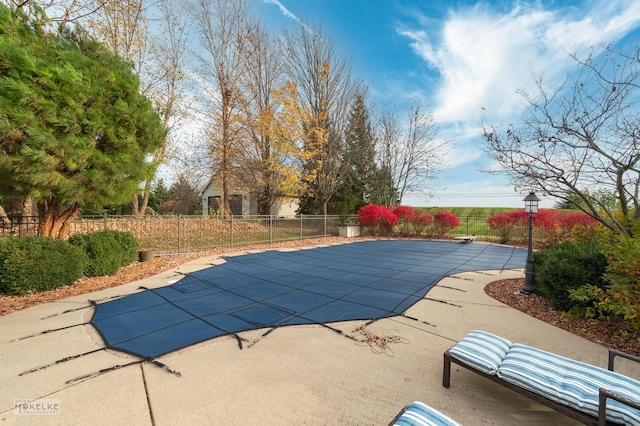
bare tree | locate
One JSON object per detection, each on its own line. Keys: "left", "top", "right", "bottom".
{"left": 375, "top": 102, "right": 444, "bottom": 206}
{"left": 238, "top": 22, "right": 301, "bottom": 215}
{"left": 136, "top": 0, "right": 191, "bottom": 216}
{"left": 372, "top": 106, "right": 401, "bottom": 206}
{"left": 88, "top": 0, "right": 148, "bottom": 67}
{"left": 189, "top": 0, "right": 254, "bottom": 217}
{"left": 284, "top": 23, "right": 358, "bottom": 215}
{"left": 89, "top": 0, "right": 186, "bottom": 217}
{"left": 5, "top": 0, "right": 106, "bottom": 26}
{"left": 483, "top": 46, "right": 640, "bottom": 236}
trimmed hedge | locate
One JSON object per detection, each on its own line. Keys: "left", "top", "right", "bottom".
{"left": 69, "top": 230, "right": 139, "bottom": 277}
{"left": 534, "top": 241, "right": 607, "bottom": 311}
{"left": 109, "top": 230, "right": 139, "bottom": 266}
{"left": 0, "top": 236, "right": 87, "bottom": 295}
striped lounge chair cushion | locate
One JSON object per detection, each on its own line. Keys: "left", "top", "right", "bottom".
{"left": 447, "top": 330, "right": 512, "bottom": 375}
{"left": 392, "top": 401, "right": 460, "bottom": 426}
{"left": 497, "top": 344, "right": 640, "bottom": 425}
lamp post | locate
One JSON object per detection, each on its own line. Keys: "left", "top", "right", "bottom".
{"left": 521, "top": 191, "right": 540, "bottom": 295}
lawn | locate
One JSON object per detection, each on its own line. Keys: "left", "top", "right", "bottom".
{"left": 416, "top": 206, "right": 517, "bottom": 217}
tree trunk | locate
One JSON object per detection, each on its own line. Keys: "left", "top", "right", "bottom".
{"left": 221, "top": 89, "right": 232, "bottom": 217}
{"left": 21, "top": 196, "right": 34, "bottom": 217}
{"left": 139, "top": 180, "right": 152, "bottom": 217}
{"left": 132, "top": 193, "right": 140, "bottom": 216}
{"left": 321, "top": 199, "right": 328, "bottom": 216}
{"left": 132, "top": 180, "right": 152, "bottom": 218}
{"left": 37, "top": 199, "right": 81, "bottom": 239}
{"left": 0, "top": 204, "right": 12, "bottom": 229}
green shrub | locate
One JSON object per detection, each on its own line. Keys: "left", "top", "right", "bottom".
{"left": 0, "top": 236, "right": 86, "bottom": 295}
{"left": 534, "top": 240, "right": 607, "bottom": 311}
{"left": 108, "top": 230, "right": 139, "bottom": 266}
{"left": 571, "top": 223, "right": 640, "bottom": 329}
{"left": 69, "top": 230, "right": 137, "bottom": 276}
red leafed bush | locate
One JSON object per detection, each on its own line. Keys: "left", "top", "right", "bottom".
{"left": 559, "top": 212, "right": 599, "bottom": 230}
{"left": 488, "top": 211, "right": 529, "bottom": 228}
{"left": 392, "top": 205, "right": 415, "bottom": 220}
{"left": 488, "top": 211, "right": 528, "bottom": 244}
{"left": 432, "top": 210, "right": 460, "bottom": 237}
{"left": 558, "top": 212, "right": 600, "bottom": 242}
{"left": 534, "top": 209, "right": 560, "bottom": 234}
{"left": 357, "top": 204, "right": 399, "bottom": 235}
{"left": 392, "top": 206, "right": 417, "bottom": 235}
{"left": 488, "top": 209, "right": 600, "bottom": 245}
{"left": 411, "top": 212, "right": 433, "bottom": 236}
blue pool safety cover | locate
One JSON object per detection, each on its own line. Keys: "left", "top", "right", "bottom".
{"left": 91, "top": 240, "right": 526, "bottom": 358}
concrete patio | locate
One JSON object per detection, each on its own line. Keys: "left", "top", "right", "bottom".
{"left": 1, "top": 242, "right": 639, "bottom": 425}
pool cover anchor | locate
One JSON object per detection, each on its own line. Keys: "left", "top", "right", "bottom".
{"left": 11, "top": 322, "right": 89, "bottom": 342}
{"left": 65, "top": 357, "right": 182, "bottom": 384}
{"left": 39, "top": 294, "right": 130, "bottom": 320}
{"left": 247, "top": 327, "right": 277, "bottom": 348}
{"left": 423, "top": 297, "right": 463, "bottom": 308}
{"left": 19, "top": 347, "right": 106, "bottom": 376}
{"left": 66, "top": 360, "right": 144, "bottom": 383}
{"left": 147, "top": 358, "right": 182, "bottom": 377}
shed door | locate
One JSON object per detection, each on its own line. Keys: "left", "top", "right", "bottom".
{"left": 229, "top": 195, "right": 242, "bottom": 215}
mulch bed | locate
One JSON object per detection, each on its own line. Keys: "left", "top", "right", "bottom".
{"left": 485, "top": 279, "right": 640, "bottom": 357}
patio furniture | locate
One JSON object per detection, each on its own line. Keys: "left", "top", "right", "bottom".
{"left": 453, "top": 236, "right": 475, "bottom": 243}
{"left": 389, "top": 401, "right": 460, "bottom": 426}
{"left": 443, "top": 330, "right": 640, "bottom": 425}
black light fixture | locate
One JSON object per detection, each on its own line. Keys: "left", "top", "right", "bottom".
{"left": 521, "top": 191, "right": 540, "bottom": 295}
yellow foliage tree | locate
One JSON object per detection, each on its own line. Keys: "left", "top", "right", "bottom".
{"left": 284, "top": 24, "right": 359, "bottom": 214}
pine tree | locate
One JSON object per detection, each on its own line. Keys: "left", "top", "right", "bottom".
{"left": 0, "top": 6, "right": 165, "bottom": 238}
{"left": 328, "top": 91, "right": 377, "bottom": 214}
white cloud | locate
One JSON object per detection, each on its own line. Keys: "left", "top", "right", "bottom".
{"left": 399, "top": 1, "right": 640, "bottom": 125}
{"left": 443, "top": 143, "right": 483, "bottom": 169}
{"left": 394, "top": 0, "right": 640, "bottom": 207}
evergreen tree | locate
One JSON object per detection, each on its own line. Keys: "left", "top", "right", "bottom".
{"left": 328, "top": 91, "right": 377, "bottom": 214}
{"left": 148, "top": 179, "right": 172, "bottom": 213}
{"left": 166, "top": 174, "right": 200, "bottom": 214}
{"left": 0, "top": 6, "right": 165, "bottom": 237}
{"left": 327, "top": 170, "right": 363, "bottom": 214}
{"left": 370, "top": 166, "right": 400, "bottom": 207}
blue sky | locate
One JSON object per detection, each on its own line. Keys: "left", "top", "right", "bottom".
{"left": 255, "top": 0, "right": 640, "bottom": 208}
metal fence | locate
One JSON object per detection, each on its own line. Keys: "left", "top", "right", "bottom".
{"left": 0, "top": 214, "right": 537, "bottom": 253}
{"left": 1, "top": 215, "right": 352, "bottom": 254}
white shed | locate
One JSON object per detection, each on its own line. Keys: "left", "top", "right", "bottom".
{"left": 200, "top": 181, "right": 299, "bottom": 216}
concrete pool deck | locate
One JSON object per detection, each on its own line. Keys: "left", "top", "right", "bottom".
{"left": 1, "top": 242, "right": 639, "bottom": 425}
